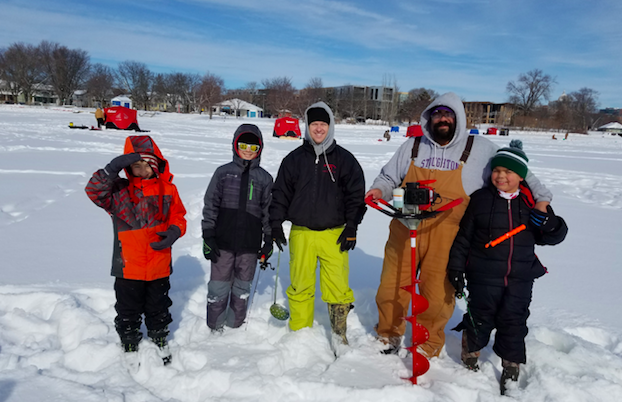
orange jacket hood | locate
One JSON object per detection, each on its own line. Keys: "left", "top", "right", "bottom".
{"left": 123, "top": 135, "right": 174, "bottom": 183}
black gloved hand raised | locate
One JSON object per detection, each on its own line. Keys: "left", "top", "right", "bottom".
{"left": 105, "top": 153, "right": 142, "bottom": 179}
{"left": 150, "top": 225, "right": 181, "bottom": 250}
{"left": 530, "top": 205, "right": 559, "bottom": 232}
{"left": 272, "top": 225, "right": 287, "bottom": 252}
{"left": 203, "top": 237, "right": 220, "bottom": 263}
{"left": 258, "top": 235, "right": 273, "bottom": 263}
{"left": 448, "top": 269, "right": 465, "bottom": 298}
{"left": 337, "top": 225, "right": 357, "bottom": 252}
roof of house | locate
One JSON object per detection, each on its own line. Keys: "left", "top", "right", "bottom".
{"left": 217, "top": 98, "right": 263, "bottom": 111}
{"left": 599, "top": 122, "right": 622, "bottom": 129}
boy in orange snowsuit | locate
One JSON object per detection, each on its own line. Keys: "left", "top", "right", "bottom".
{"left": 86, "top": 135, "right": 186, "bottom": 363}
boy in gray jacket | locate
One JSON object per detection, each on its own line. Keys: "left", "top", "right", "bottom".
{"left": 202, "top": 124, "right": 273, "bottom": 332}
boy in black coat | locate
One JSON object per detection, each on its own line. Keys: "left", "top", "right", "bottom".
{"left": 447, "top": 140, "right": 568, "bottom": 395}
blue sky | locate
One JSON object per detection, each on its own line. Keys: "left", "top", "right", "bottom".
{"left": 1, "top": 0, "right": 621, "bottom": 107}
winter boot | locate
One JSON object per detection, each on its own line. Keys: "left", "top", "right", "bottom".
{"left": 123, "top": 342, "right": 139, "bottom": 353}
{"left": 500, "top": 359, "right": 520, "bottom": 395}
{"left": 148, "top": 327, "right": 171, "bottom": 365}
{"left": 121, "top": 342, "right": 140, "bottom": 373}
{"left": 461, "top": 331, "right": 480, "bottom": 371}
{"left": 328, "top": 303, "right": 353, "bottom": 346}
{"left": 151, "top": 337, "right": 172, "bottom": 365}
{"left": 377, "top": 335, "right": 402, "bottom": 355}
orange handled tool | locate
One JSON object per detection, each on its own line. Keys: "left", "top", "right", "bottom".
{"left": 485, "top": 224, "right": 526, "bottom": 248}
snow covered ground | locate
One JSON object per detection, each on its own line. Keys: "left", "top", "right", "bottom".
{"left": 1, "top": 105, "right": 621, "bottom": 401}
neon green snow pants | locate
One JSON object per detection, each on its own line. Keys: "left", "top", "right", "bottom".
{"left": 287, "top": 225, "right": 355, "bottom": 331}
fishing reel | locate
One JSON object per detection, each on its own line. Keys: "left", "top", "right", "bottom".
{"left": 259, "top": 260, "right": 275, "bottom": 271}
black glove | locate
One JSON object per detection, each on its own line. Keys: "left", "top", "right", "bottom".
{"left": 150, "top": 225, "right": 181, "bottom": 250}
{"left": 105, "top": 153, "right": 142, "bottom": 179}
{"left": 258, "top": 236, "right": 273, "bottom": 263}
{"left": 337, "top": 225, "right": 357, "bottom": 252}
{"left": 203, "top": 237, "right": 220, "bottom": 263}
{"left": 530, "top": 205, "right": 559, "bottom": 232}
{"left": 448, "top": 270, "right": 465, "bottom": 298}
{"left": 272, "top": 225, "right": 287, "bottom": 252}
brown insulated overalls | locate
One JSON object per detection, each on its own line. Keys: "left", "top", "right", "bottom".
{"left": 375, "top": 136, "right": 473, "bottom": 357}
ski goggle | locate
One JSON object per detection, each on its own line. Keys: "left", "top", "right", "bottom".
{"left": 238, "top": 142, "right": 261, "bottom": 152}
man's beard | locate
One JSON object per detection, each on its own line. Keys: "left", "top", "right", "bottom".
{"left": 432, "top": 121, "right": 456, "bottom": 144}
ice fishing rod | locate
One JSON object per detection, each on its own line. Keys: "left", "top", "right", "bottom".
{"left": 459, "top": 291, "right": 479, "bottom": 336}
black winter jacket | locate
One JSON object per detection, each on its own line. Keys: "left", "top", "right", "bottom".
{"left": 202, "top": 124, "right": 273, "bottom": 252}
{"left": 448, "top": 184, "right": 568, "bottom": 287}
{"left": 270, "top": 140, "right": 366, "bottom": 231}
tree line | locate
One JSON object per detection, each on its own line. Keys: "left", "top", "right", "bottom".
{"left": 0, "top": 41, "right": 614, "bottom": 131}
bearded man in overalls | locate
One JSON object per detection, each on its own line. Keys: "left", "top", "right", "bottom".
{"left": 366, "top": 92, "right": 552, "bottom": 357}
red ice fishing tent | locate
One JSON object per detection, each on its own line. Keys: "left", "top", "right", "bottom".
{"left": 273, "top": 117, "right": 302, "bottom": 138}
{"left": 104, "top": 106, "right": 141, "bottom": 131}
{"left": 486, "top": 127, "right": 498, "bottom": 135}
{"left": 406, "top": 124, "right": 424, "bottom": 137}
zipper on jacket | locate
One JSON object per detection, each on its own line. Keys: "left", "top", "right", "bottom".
{"left": 504, "top": 199, "right": 513, "bottom": 286}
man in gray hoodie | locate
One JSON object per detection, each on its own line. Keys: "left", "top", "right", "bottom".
{"left": 365, "top": 92, "right": 551, "bottom": 357}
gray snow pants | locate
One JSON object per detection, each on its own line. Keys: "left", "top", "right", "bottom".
{"left": 206, "top": 250, "right": 257, "bottom": 329}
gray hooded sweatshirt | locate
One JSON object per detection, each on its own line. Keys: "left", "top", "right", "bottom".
{"left": 370, "top": 92, "right": 552, "bottom": 202}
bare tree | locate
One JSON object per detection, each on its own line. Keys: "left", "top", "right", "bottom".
{"left": 39, "top": 41, "right": 90, "bottom": 105}
{"left": 381, "top": 74, "right": 399, "bottom": 124}
{"left": 116, "top": 61, "right": 153, "bottom": 110}
{"left": 294, "top": 77, "right": 325, "bottom": 117}
{"left": 0, "top": 42, "right": 46, "bottom": 104}
{"left": 506, "top": 69, "right": 556, "bottom": 116}
{"left": 151, "top": 73, "right": 169, "bottom": 109}
{"left": 397, "top": 88, "right": 438, "bottom": 125}
{"left": 244, "top": 81, "right": 259, "bottom": 105}
{"left": 197, "top": 72, "right": 224, "bottom": 119}
{"left": 162, "top": 72, "right": 201, "bottom": 113}
{"left": 86, "top": 63, "right": 114, "bottom": 106}
{"left": 335, "top": 85, "right": 366, "bottom": 121}
{"left": 570, "top": 87, "right": 599, "bottom": 131}
{"left": 261, "top": 76, "right": 296, "bottom": 116}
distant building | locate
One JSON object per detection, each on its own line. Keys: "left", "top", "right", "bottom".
{"left": 0, "top": 80, "right": 57, "bottom": 104}
{"left": 324, "top": 84, "right": 395, "bottom": 121}
{"left": 214, "top": 98, "right": 263, "bottom": 118}
{"left": 598, "top": 122, "right": 622, "bottom": 133}
{"left": 463, "top": 101, "right": 514, "bottom": 127}
{"left": 111, "top": 95, "right": 132, "bottom": 109}
{"left": 599, "top": 108, "right": 622, "bottom": 116}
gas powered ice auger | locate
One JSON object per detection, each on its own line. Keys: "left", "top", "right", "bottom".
{"left": 365, "top": 180, "right": 463, "bottom": 385}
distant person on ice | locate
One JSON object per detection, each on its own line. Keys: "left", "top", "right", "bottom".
{"left": 447, "top": 140, "right": 568, "bottom": 395}
{"left": 269, "top": 101, "right": 366, "bottom": 351}
{"left": 201, "top": 124, "right": 273, "bottom": 333}
{"left": 95, "top": 107, "right": 106, "bottom": 128}
{"left": 85, "top": 135, "right": 187, "bottom": 366}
